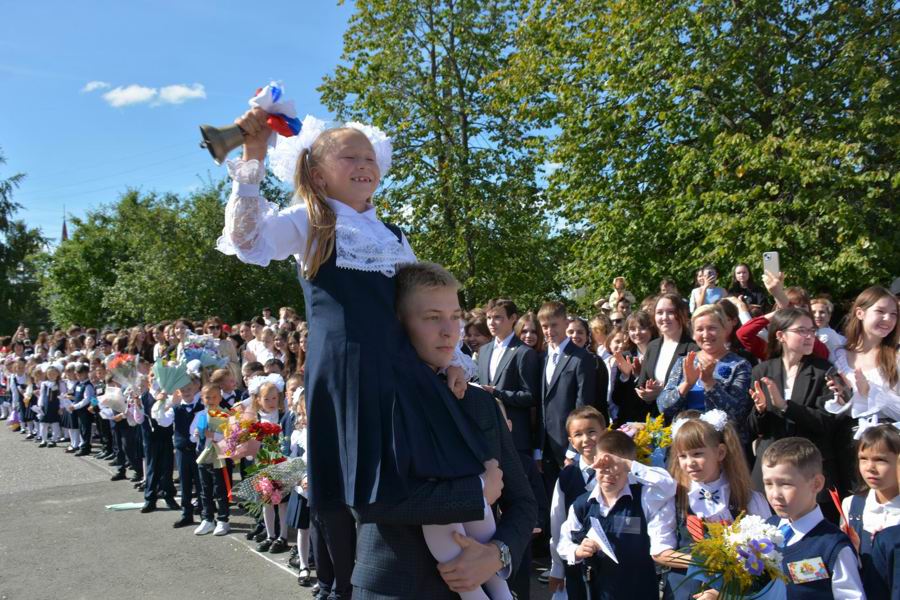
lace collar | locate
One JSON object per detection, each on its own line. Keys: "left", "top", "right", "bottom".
{"left": 322, "top": 197, "right": 416, "bottom": 277}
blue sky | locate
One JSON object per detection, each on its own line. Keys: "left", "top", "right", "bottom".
{"left": 0, "top": 0, "right": 355, "bottom": 243}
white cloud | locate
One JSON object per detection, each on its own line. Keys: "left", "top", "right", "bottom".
{"left": 158, "top": 83, "right": 206, "bottom": 104}
{"left": 81, "top": 80, "right": 110, "bottom": 93}
{"left": 102, "top": 84, "right": 158, "bottom": 107}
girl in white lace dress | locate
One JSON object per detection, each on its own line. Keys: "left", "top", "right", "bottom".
{"left": 216, "top": 108, "right": 491, "bottom": 515}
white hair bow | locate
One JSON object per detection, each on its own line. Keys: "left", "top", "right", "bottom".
{"left": 671, "top": 408, "right": 730, "bottom": 438}
{"left": 248, "top": 373, "right": 285, "bottom": 396}
{"left": 268, "top": 115, "right": 393, "bottom": 184}
{"left": 854, "top": 415, "right": 900, "bottom": 440}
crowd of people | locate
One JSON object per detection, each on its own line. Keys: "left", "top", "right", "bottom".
{"left": 3, "top": 98, "right": 899, "bottom": 599}
{"left": 2, "top": 266, "right": 898, "bottom": 599}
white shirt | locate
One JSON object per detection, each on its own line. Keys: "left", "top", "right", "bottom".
{"left": 654, "top": 338, "right": 680, "bottom": 384}
{"left": 841, "top": 489, "right": 900, "bottom": 535}
{"left": 546, "top": 338, "right": 570, "bottom": 386}
{"left": 825, "top": 347, "right": 900, "bottom": 420}
{"left": 549, "top": 456, "right": 598, "bottom": 578}
{"left": 777, "top": 505, "right": 864, "bottom": 599}
{"left": 557, "top": 461, "right": 677, "bottom": 561}
{"left": 218, "top": 158, "right": 417, "bottom": 275}
{"left": 686, "top": 475, "right": 771, "bottom": 522}
{"left": 489, "top": 333, "right": 515, "bottom": 383}
{"left": 817, "top": 326, "right": 846, "bottom": 361}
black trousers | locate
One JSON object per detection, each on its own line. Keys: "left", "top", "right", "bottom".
{"left": 99, "top": 416, "right": 114, "bottom": 454}
{"left": 175, "top": 447, "right": 200, "bottom": 517}
{"left": 143, "top": 432, "right": 176, "bottom": 501}
{"left": 76, "top": 408, "right": 93, "bottom": 451}
{"left": 114, "top": 423, "right": 142, "bottom": 475}
{"left": 198, "top": 463, "right": 230, "bottom": 522}
{"left": 312, "top": 506, "right": 356, "bottom": 599}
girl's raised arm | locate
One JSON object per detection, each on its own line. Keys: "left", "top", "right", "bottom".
{"left": 216, "top": 108, "right": 308, "bottom": 267}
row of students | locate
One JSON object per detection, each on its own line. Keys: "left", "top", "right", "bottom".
{"left": 545, "top": 403, "right": 893, "bottom": 599}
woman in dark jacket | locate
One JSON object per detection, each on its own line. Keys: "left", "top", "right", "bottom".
{"left": 747, "top": 307, "right": 838, "bottom": 517}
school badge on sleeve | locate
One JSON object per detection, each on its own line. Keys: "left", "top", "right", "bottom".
{"left": 787, "top": 557, "right": 829, "bottom": 584}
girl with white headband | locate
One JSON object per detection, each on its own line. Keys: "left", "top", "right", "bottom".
{"left": 217, "top": 97, "right": 489, "bottom": 519}
{"left": 657, "top": 409, "right": 771, "bottom": 600}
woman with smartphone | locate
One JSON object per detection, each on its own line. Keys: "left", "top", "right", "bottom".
{"left": 728, "top": 263, "right": 766, "bottom": 313}
{"left": 747, "top": 307, "right": 841, "bottom": 515}
{"left": 688, "top": 264, "right": 727, "bottom": 313}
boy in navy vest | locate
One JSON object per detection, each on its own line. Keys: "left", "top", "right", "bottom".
{"left": 548, "top": 405, "right": 607, "bottom": 600}
{"left": 71, "top": 364, "right": 96, "bottom": 455}
{"left": 761, "top": 437, "right": 864, "bottom": 599}
{"left": 162, "top": 377, "right": 204, "bottom": 528}
{"left": 139, "top": 373, "right": 178, "bottom": 514}
{"left": 557, "top": 429, "right": 676, "bottom": 600}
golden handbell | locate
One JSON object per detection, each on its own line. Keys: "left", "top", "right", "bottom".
{"left": 199, "top": 124, "right": 246, "bottom": 165}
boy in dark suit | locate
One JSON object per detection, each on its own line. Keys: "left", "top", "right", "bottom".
{"left": 537, "top": 301, "right": 597, "bottom": 485}
{"left": 351, "top": 262, "right": 537, "bottom": 599}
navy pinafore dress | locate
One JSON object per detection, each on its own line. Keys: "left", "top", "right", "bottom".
{"left": 299, "top": 223, "right": 487, "bottom": 509}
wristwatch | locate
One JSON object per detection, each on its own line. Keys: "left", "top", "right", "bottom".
{"left": 490, "top": 539, "right": 512, "bottom": 572}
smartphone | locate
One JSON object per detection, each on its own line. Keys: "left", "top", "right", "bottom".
{"left": 825, "top": 366, "right": 852, "bottom": 404}
{"left": 762, "top": 251, "right": 780, "bottom": 276}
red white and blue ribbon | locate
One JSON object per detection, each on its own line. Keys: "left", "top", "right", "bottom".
{"left": 248, "top": 82, "right": 301, "bottom": 146}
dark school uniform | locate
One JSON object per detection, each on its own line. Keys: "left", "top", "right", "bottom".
{"left": 869, "top": 524, "right": 900, "bottom": 599}
{"left": 139, "top": 391, "right": 176, "bottom": 502}
{"left": 191, "top": 408, "right": 229, "bottom": 523}
{"left": 172, "top": 394, "right": 203, "bottom": 518}
{"left": 550, "top": 458, "right": 596, "bottom": 600}
{"left": 38, "top": 382, "right": 61, "bottom": 423}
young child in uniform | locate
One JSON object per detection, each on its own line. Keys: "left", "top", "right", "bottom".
{"left": 557, "top": 430, "right": 677, "bottom": 599}
{"left": 762, "top": 437, "right": 864, "bottom": 599}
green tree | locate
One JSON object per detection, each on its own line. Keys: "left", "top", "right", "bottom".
{"left": 495, "top": 0, "right": 899, "bottom": 310}
{"left": 320, "top": 0, "right": 563, "bottom": 309}
{"left": 0, "top": 149, "right": 48, "bottom": 333}
{"left": 40, "top": 178, "right": 302, "bottom": 328}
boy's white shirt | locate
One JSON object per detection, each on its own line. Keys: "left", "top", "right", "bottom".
{"left": 557, "top": 462, "right": 676, "bottom": 565}
{"left": 549, "top": 455, "right": 597, "bottom": 578}
{"left": 776, "top": 505, "right": 864, "bottom": 599}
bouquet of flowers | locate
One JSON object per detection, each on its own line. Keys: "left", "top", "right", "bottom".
{"left": 152, "top": 360, "right": 191, "bottom": 394}
{"left": 106, "top": 353, "right": 140, "bottom": 390}
{"left": 217, "top": 414, "right": 283, "bottom": 463}
{"left": 618, "top": 414, "right": 672, "bottom": 467}
{"left": 683, "top": 514, "right": 788, "bottom": 599}
{"left": 195, "top": 408, "right": 234, "bottom": 468}
{"left": 181, "top": 334, "right": 228, "bottom": 369}
{"left": 233, "top": 457, "right": 307, "bottom": 517}
{"left": 97, "top": 386, "right": 127, "bottom": 415}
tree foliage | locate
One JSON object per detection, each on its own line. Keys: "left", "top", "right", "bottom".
{"left": 0, "top": 149, "right": 47, "bottom": 332}
{"left": 320, "top": 0, "right": 564, "bottom": 310}
{"left": 39, "top": 178, "right": 302, "bottom": 328}
{"left": 493, "top": 0, "right": 899, "bottom": 310}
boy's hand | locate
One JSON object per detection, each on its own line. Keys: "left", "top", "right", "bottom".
{"left": 446, "top": 366, "right": 467, "bottom": 399}
{"left": 592, "top": 451, "right": 632, "bottom": 473}
{"left": 113, "top": 414, "right": 125, "bottom": 422}
{"left": 575, "top": 538, "right": 600, "bottom": 560}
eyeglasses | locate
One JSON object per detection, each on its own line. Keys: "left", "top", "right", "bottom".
{"left": 785, "top": 327, "right": 817, "bottom": 338}
{"left": 207, "top": 326, "right": 220, "bottom": 331}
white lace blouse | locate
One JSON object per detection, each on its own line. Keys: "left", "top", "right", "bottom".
{"left": 217, "top": 158, "right": 475, "bottom": 378}
{"left": 216, "top": 158, "right": 417, "bottom": 275}
{"left": 824, "top": 347, "right": 900, "bottom": 420}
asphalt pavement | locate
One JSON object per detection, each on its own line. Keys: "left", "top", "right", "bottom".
{"left": 0, "top": 426, "right": 552, "bottom": 600}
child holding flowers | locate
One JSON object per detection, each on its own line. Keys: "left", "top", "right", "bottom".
{"left": 659, "top": 409, "right": 771, "bottom": 600}
{"left": 189, "top": 383, "right": 231, "bottom": 537}
{"left": 285, "top": 388, "right": 312, "bottom": 586}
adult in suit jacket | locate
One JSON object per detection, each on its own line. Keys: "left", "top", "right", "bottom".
{"left": 352, "top": 384, "right": 536, "bottom": 599}
{"left": 477, "top": 299, "right": 542, "bottom": 456}
{"left": 537, "top": 303, "right": 598, "bottom": 473}
{"left": 747, "top": 310, "right": 840, "bottom": 508}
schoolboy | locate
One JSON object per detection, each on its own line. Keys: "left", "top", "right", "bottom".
{"left": 549, "top": 405, "right": 607, "bottom": 600}
{"left": 189, "top": 383, "right": 230, "bottom": 536}
{"left": 71, "top": 363, "right": 96, "bottom": 455}
{"left": 209, "top": 368, "right": 238, "bottom": 410}
{"left": 557, "top": 430, "right": 676, "bottom": 600}
{"left": 161, "top": 377, "right": 204, "bottom": 528}
{"left": 762, "top": 437, "right": 864, "bottom": 599}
